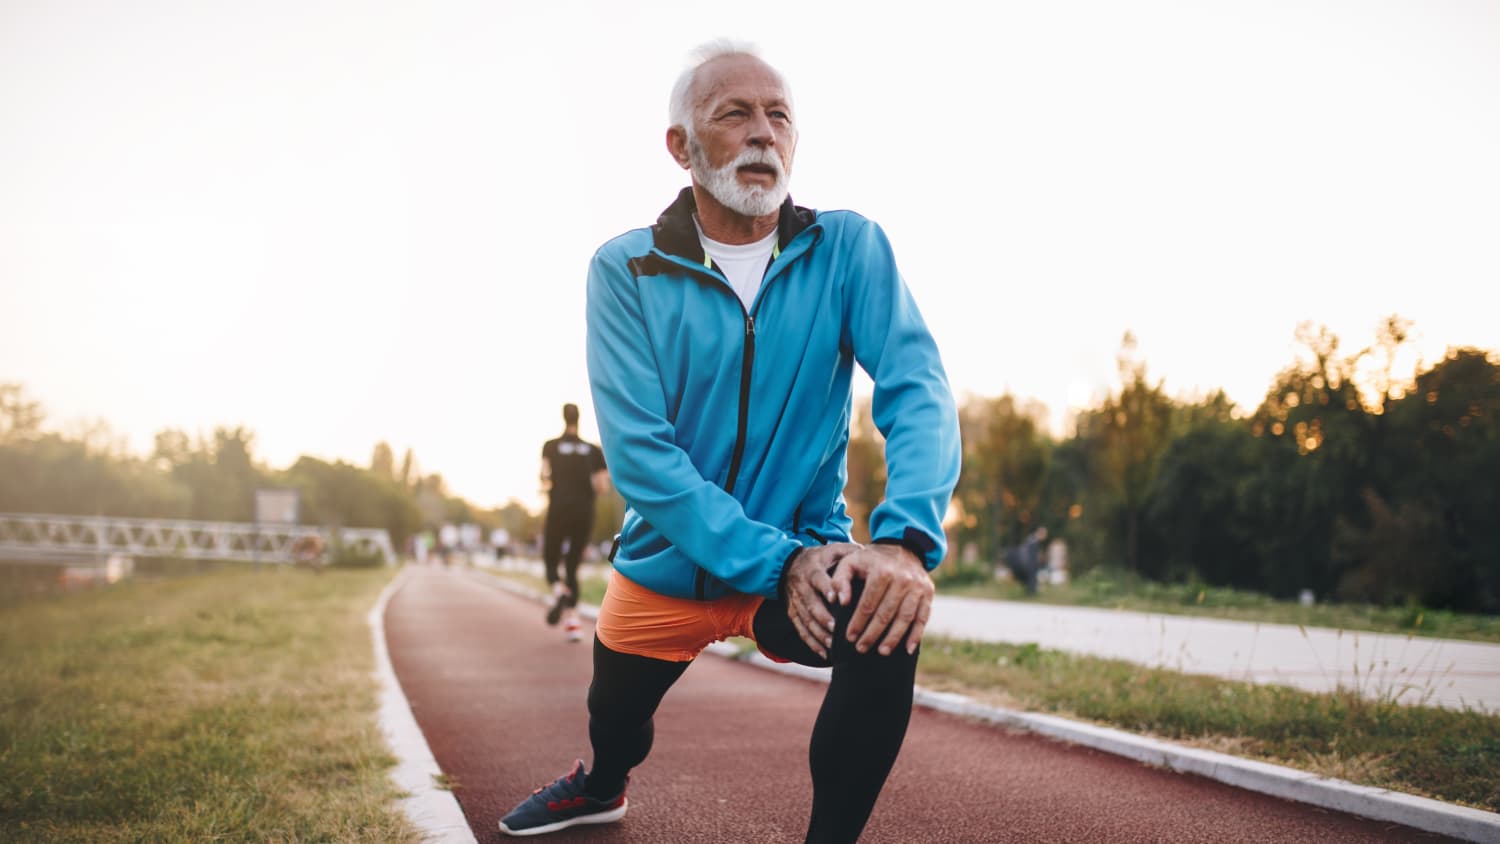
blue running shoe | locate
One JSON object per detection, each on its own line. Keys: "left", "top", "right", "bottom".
{"left": 499, "top": 759, "right": 627, "bottom": 837}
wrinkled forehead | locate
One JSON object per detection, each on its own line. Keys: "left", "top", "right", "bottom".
{"left": 692, "top": 55, "right": 793, "bottom": 117}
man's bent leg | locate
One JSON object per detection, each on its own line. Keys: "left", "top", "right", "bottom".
{"left": 753, "top": 582, "right": 918, "bottom": 844}
{"left": 584, "top": 636, "right": 691, "bottom": 800}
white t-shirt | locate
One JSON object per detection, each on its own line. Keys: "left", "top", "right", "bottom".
{"left": 697, "top": 222, "right": 778, "bottom": 311}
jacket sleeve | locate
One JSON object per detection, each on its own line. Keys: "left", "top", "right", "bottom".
{"left": 585, "top": 248, "right": 803, "bottom": 598}
{"left": 843, "top": 219, "right": 962, "bottom": 569}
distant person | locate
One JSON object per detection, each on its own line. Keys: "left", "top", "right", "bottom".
{"left": 490, "top": 526, "right": 512, "bottom": 561}
{"left": 499, "top": 43, "right": 961, "bottom": 841}
{"left": 540, "top": 403, "right": 610, "bottom": 643}
{"left": 1006, "top": 527, "right": 1048, "bottom": 595}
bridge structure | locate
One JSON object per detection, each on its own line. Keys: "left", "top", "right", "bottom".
{"left": 0, "top": 512, "right": 396, "bottom": 567}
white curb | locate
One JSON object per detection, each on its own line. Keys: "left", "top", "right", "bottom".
{"left": 908, "top": 689, "right": 1500, "bottom": 844}
{"left": 369, "top": 568, "right": 479, "bottom": 844}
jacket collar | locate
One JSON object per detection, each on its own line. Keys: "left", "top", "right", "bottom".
{"left": 652, "top": 186, "right": 817, "bottom": 263}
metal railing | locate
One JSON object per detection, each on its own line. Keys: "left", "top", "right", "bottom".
{"left": 0, "top": 512, "right": 395, "bottom": 566}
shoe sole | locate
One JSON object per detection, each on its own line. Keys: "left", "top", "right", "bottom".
{"left": 499, "top": 798, "right": 627, "bottom": 837}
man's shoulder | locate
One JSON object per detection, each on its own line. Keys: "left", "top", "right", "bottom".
{"left": 810, "top": 208, "right": 875, "bottom": 234}
{"left": 593, "top": 226, "right": 655, "bottom": 264}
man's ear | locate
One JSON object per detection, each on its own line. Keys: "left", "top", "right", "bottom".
{"left": 666, "top": 126, "right": 692, "bottom": 170}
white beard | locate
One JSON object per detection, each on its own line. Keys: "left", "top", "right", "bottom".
{"left": 689, "top": 137, "right": 790, "bottom": 218}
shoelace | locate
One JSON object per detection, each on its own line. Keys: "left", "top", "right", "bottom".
{"left": 531, "top": 767, "right": 580, "bottom": 797}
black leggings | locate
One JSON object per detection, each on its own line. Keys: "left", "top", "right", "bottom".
{"left": 584, "top": 581, "right": 918, "bottom": 844}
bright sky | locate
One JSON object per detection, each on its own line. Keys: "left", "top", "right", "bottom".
{"left": 3, "top": 1, "right": 1497, "bottom": 512}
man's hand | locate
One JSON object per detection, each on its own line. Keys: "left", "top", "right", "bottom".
{"left": 830, "top": 544, "right": 934, "bottom": 656}
{"left": 782, "top": 542, "right": 860, "bottom": 659}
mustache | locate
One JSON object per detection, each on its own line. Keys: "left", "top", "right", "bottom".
{"left": 728, "top": 146, "right": 785, "bottom": 177}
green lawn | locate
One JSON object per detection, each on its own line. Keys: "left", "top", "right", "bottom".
{"left": 0, "top": 567, "right": 419, "bottom": 843}
{"left": 937, "top": 566, "right": 1500, "bottom": 643}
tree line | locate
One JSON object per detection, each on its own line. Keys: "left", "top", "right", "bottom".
{"left": 0, "top": 385, "right": 543, "bottom": 556}
{"left": 4, "top": 315, "right": 1495, "bottom": 612}
{"left": 847, "top": 318, "right": 1497, "bottom": 614}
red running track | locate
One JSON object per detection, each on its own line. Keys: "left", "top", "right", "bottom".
{"left": 383, "top": 566, "right": 1456, "bottom": 843}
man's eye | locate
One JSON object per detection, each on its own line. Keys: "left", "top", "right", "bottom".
{"left": 770, "top": 111, "right": 790, "bottom": 121}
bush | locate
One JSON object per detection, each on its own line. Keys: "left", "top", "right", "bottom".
{"left": 327, "top": 540, "right": 386, "bottom": 569}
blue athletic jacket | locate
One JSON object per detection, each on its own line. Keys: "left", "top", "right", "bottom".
{"left": 586, "top": 188, "right": 961, "bottom": 601}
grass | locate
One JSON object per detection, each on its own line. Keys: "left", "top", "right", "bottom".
{"left": 917, "top": 635, "right": 1500, "bottom": 812}
{"left": 0, "top": 567, "right": 420, "bottom": 843}
{"left": 937, "top": 565, "right": 1500, "bottom": 644}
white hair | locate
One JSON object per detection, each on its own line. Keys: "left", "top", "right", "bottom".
{"left": 668, "top": 39, "right": 792, "bottom": 133}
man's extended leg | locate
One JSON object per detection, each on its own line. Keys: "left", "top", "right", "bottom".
{"left": 753, "top": 581, "right": 918, "bottom": 844}
{"left": 500, "top": 596, "right": 695, "bottom": 837}
{"left": 582, "top": 637, "right": 691, "bottom": 798}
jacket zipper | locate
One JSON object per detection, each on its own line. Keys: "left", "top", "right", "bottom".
{"left": 666, "top": 249, "right": 786, "bottom": 601}
{"left": 723, "top": 313, "right": 755, "bottom": 494}
{"left": 697, "top": 307, "right": 754, "bottom": 601}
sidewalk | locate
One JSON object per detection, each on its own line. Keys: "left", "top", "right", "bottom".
{"left": 929, "top": 595, "right": 1500, "bottom": 712}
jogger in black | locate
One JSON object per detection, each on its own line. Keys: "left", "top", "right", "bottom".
{"left": 539, "top": 403, "right": 609, "bottom": 642}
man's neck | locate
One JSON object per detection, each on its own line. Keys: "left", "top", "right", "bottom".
{"left": 563, "top": 425, "right": 578, "bottom": 437}
{"left": 691, "top": 184, "right": 779, "bottom": 245}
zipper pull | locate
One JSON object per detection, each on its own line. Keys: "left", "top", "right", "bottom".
{"left": 746, "top": 316, "right": 756, "bottom": 337}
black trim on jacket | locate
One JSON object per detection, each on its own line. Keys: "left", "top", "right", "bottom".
{"left": 629, "top": 187, "right": 817, "bottom": 275}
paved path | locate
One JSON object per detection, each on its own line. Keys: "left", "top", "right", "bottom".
{"left": 929, "top": 596, "right": 1500, "bottom": 712}
{"left": 383, "top": 566, "right": 1456, "bottom": 843}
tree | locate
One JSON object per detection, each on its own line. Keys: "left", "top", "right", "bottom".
{"left": 370, "top": 441, "right": 396, "bottom": 480}
{"left": 1245, "top": 323, "right": 1378, "bottom": 598}
{"left": 953, "top": 393, "right": 1051, "bottom": 567}
{"left": 399, "top": 448, "right": 416, "bottom": 488}
{"left": 844, "top": 397, "right": 886, "bottom": 544}
{"left": 281, "top": 456, "right": 423, "bottom": 550}
{"left": 0, "top": 383, "right": 44, "bottom": 444}
{"left": 1145, "top": 393, "right": 1258, "bottom": 586}
{"left": 1071, "top": 335, "right": 1176, "bottom": 576}
{"left": 1361, "top": 348, "right": 1500, "bottom": 610}
{"left": 495, "top": 499, "right": 544, "bottom": 550}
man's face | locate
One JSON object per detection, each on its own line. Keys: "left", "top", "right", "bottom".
{"left": 682, "top": 55, "right": 797, "bottom": 218}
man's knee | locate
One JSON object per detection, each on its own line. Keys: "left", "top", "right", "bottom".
{"left": 827, "top": 578, "right": 919, "bottom": 667}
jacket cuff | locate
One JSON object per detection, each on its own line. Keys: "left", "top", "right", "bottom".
{"left": 873, "top": 527, "right": 939, "bottom": 569}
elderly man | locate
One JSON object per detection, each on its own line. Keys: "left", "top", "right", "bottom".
{"left": 500, "top": 42, "right": 961, "bottom": 842}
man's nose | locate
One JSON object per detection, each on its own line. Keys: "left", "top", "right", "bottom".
{"left": 746, "top": 109, "right": 775, "bottom": 147}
